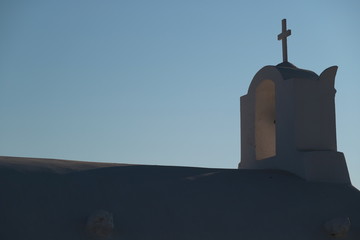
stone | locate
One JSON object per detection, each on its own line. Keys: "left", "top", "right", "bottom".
{"left": 323, "top": 217, "right": 351, "bottom": 238}
{"left": 86, "top": 210, "right": 114, "bottom": 239}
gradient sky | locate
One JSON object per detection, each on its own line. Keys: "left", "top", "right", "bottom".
{"left": 1, "top": 1, "right": 359, "bottom": 187}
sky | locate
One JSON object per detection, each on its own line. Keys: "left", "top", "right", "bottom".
{"left": 1, "top": 1, "right": 359, "bottom": 188}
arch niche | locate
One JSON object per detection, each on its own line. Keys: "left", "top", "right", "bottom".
{"left": 255, "top": 79, "right": 276, "bottom": 160}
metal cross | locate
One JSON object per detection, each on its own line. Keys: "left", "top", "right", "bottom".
{"left": 277, "top": 19, "right": 291, "bottom": 62}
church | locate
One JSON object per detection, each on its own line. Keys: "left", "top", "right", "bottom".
{"left": 0, "top": 19, "right": 359, "bottom": 240}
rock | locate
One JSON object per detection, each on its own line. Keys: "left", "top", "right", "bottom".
{"left": 323, "top": 217, "right": 351, "bottom": 238}
{"left": 86, "top": 210, "right": 114, "bottom": 239}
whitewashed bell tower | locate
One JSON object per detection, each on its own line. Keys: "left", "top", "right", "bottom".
{"left": 238, "top": 19, "right": 350, "bottom": 183}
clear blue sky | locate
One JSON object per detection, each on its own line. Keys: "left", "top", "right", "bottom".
{"left": 1, "top": 1, "right": 359, "bottom": 187}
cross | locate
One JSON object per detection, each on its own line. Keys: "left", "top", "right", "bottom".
{"left": 277, "top": 19, "right": 291, "bottom": 62}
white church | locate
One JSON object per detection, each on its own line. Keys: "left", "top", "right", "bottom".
{"left": 0, "top": 19, "right": 359, "bottom": 240}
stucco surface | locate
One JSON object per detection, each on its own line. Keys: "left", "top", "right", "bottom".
{"left": 0, "top": 156, "right": 359, "bottom": 240}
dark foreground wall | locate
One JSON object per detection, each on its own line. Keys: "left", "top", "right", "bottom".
{"left": 0, "top": 156, "right": 359, "bottom": 240}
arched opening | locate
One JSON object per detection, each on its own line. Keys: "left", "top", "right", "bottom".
{"left": 255, "top": 79, "right": 276, "bottom": 160}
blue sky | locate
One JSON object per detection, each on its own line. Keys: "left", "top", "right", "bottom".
{"left": 1, "top": 1, "right": 360, "bottom": 187}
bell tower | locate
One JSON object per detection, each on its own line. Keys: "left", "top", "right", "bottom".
{"left": 238, "top": 19, "right": 350, "bottom": 184}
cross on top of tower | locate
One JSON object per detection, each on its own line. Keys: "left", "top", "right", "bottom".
{"left": 277, "top": 19, "right": 291, "bottom": 62}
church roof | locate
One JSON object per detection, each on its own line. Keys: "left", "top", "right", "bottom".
{"left": 275, "top": 61, "right": 319, "bottom": 80}
{"left": 0, "top": 156, "right": 359, "bottom": 239}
